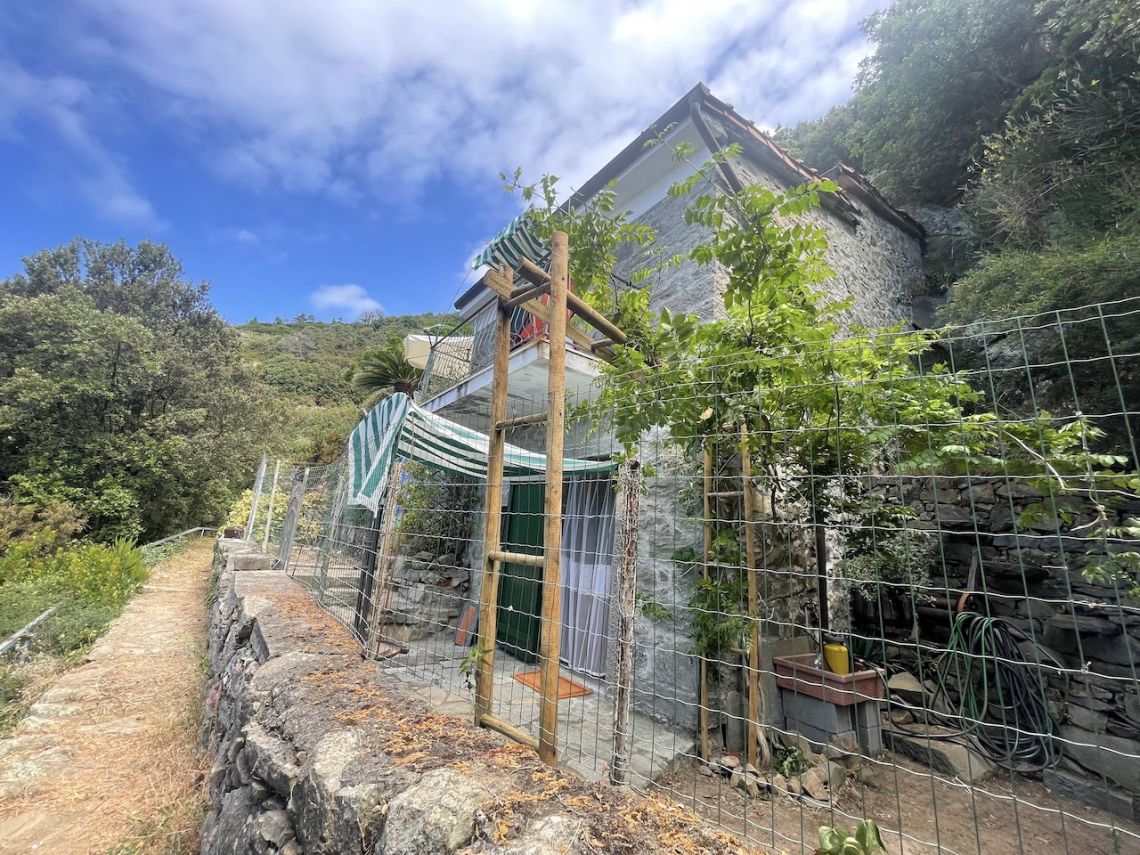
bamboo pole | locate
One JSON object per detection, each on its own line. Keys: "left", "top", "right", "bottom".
{"left": 262, "top": 459, "right": 281, "bottom": 552}
{"left": 474, "top": 277, "right": 512, "bottom": 727}
{"left": 611, "top": 459, "right": 642, "bottom": 785}
{"left": 699, "top": 443, "right": 713, "bottom": 761}
{"left": 537, "top": 231, "right": 569, "bottom": 767}
{"left": 740, "top": 426, "right": 770, "bottom": 769}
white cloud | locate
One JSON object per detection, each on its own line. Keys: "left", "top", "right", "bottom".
{"left": 310, "top": 284, "right": 385, "bottom": 319}
{"left": 0, "top": 62, "right": 164, "bottom": 229}
{"left": 60, "top": 0, "right": 888, "bottom": 203}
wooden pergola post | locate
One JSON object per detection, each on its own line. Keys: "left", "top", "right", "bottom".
{"left": 474, "top": 277, "right": 513, "bottom": 728}
{"left": 537, "top": 230, "right": 569, "bottom": 766}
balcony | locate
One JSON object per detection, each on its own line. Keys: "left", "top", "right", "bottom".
{"left": 411, "top": 296, "right": 603, "bottom": 432}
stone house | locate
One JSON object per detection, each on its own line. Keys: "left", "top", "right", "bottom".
{"left": 407, "top": 83, "right": 927, "bottom": 732}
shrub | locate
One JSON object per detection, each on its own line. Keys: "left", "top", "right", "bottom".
{"left": 0, "top": 499, "right": 85, "bottom": 554}
{"left": 0, "top": 540, "right": 146, "bottom": 663}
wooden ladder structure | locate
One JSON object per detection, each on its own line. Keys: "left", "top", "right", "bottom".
{"left": 472, "top": 231, "right": 627, "bottom": 766}
{"left": 699, "top": 429, "right": 769, "bottom": 769}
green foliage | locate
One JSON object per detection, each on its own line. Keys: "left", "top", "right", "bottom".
{"left": 236, "top": 312, "right": 454, "bottom": 462}
{"left": 778, "top": 0, "right": 1047, "bottom": 203}
{"left": 816, "top": 819, "right": 886, "bottom": 855}
{"left": 943, "top": 233, "right": 1140, "bottom": 322}
{"left": 397, "top": 463, "right": 482, "bottom": 559}
{"left": 0, "top": 239, "right": 271, "bottom": 541}
{"left": 0, "top": 533, "right": 147, "bottom": 666}
{"left": 772, "top": 744, "right": 808, "bottom": 778}
{"left": 639, "top": 599, "right": 673, "bottom": 623}
{"left": 690, "top": 573, "right": 750, "bottom": 663}
{"left": 966, "top": 72, "right": 1140, "bottom": 248}
{"left": 777, "top": 0, "right": 1140, "bottom": 218}
{"left": 0, "top": 499, "right": 85, "bottom": 554}
{"left": 140, "top": 535, "right": 190, "bottom": 568}
{"left": 1, "top": 538, "right": 147, "bottom": 607}
{"left": 839, "top": 528, "right": 938, "bottom": 604}
{"left": 501, "top": 168, "right": 658, "bottom": 331}
{"left": 940, "top": 234, "right": 1140, "bottom": 454}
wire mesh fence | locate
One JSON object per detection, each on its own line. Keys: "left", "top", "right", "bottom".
{"left": 243, "top": 295, "right": 1140, "bottom": 855}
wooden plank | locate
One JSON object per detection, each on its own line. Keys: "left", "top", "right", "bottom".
{"left": 481, "top": 713, "right": 540, "bottom": 750}
{"left": 611, "top": 459, "right": 641, "bottom": 785}
{"left": 517, "top": 257, "right": 550, "bottom": 287}
{"left": 741, "top": 426, "right": 769, "bottom": 769}
{"left": 537, "top": 230, "right": 569, "bottom": 766}
{"left": 699, "top": 443, "right": 713, "bottom": 761}
{"left": 487, "top": 549, "right": 545, "bottom": 568}
{"left": 566, "top": 290, "right": 628, "bottom": 344}
{"left": 517, "top": 257, "right": 628, "bottom": 344}
{"left": 474, "top": 286, "right": 512, "bottom": 727}
{"left": 505, "top": 281, "right": 550, "bottom": 308}
{"left": 495, "top": 412, "right": 548, "bottom": 430}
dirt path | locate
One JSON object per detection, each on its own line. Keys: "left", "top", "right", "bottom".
{"left": 0, "top": 539, "right": 214, "bottom": 854}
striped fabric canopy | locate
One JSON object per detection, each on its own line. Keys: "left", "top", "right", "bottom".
{"left": 346, "top": 393, "right": 612, "bottom": 512}
{"left": 472, "top": 212, "right": 547, "bottom": 271}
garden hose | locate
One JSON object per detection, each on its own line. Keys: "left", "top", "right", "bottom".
{"left": 856, "top": 612, "right": 1062, "bottom": 773}
{"left": 932, "top": 611, "right": 1061, "bottom": 772}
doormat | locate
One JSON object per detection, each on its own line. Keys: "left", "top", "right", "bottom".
{"left": 512, "top": 669, "right": 593, "bottom": 700}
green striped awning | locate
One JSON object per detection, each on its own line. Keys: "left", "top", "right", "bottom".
{"left": 473, "top": 213, "right": 547, "bottom": 271}
{"left": 346, "top": 392, "right": 612, "bottom": 512}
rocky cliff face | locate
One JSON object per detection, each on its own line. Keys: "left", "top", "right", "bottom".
{"left": 199, "top": 538, "right": 754, "bottom": 854}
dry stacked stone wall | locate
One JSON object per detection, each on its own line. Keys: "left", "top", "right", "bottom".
{"left": 199, "top": 538, "right": 754, "bottom": 855}
{"left": 872, "top": 476, "right": 1140, "bottom": 814}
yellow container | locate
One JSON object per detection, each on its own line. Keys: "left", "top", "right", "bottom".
{"left": 823, "top": 643, "right": 851, "bottom": 676}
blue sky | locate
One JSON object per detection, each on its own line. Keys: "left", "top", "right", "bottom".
{"left": 0, "top": 1, "right": 884, "bottom": 323}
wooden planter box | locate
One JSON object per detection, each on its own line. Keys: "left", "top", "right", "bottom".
{"left": 773, "top": 653, "right": 885, "bottom": 707}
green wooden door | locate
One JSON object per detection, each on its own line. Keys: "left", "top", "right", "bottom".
{"left": 496, "top": 482, "right": 544, "bottom": 664}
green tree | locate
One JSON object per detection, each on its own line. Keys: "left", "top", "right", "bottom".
{"left": 0, "top": 239, "right": 270, "bottom": 541}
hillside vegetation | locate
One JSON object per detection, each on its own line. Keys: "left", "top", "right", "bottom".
{"left": 237, "top": 312, "right": 453, "bottom": 464}
{"left": 775, "top": 0, "right": 1139, "bottom": 323}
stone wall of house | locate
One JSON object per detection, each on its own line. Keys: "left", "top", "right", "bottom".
{"left": 607, "top": 125, "right": 925, "bottom": 332}
{"left": 871, "top": 476, "right": 1140, "bottom": 816}
{"left": 614, "top": 189, "right": 729, "bottom": 322}
{"left": 723, "top": 153, "right": 923, "bottom": 332}
{"left": 201, "top": 538, "right": 751, "bottom": 855}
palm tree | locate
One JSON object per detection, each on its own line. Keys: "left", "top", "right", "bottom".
{"left": 353, "top": 343, "right": 423, "bottom": 400}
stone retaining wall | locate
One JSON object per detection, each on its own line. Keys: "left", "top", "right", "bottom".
{"left": 872, "top": 476, "right": 1140, "bottom": 811}
{"left": 199, "top": 538, "right": 756, "bottom": 854}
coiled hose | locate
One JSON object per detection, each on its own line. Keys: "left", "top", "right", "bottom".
{"left": 869, "top": 611, "right": 1062, "bottom": 773}
{"left": 933, "top": 612, "right": 1062, "bottom": 772}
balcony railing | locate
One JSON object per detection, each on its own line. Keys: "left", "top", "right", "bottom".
{"left": 415, "top": 267, "right": 640, "bottom": 404}
{"left": 415, "top": 300, "right": 547, "bottom": 401}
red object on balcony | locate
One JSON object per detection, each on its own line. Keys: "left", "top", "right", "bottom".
{"left": 511, "top": 282, "right": 575, "bottom": 347}
{"left": 773, "top": 653, "right": 885, "bottom": 707}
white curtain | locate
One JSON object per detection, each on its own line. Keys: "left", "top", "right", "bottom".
{"left": 559, "top": 475, "right": 616, "bottom": 677}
